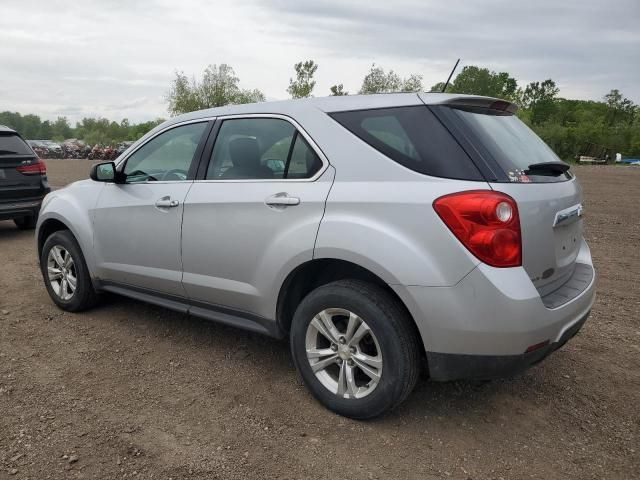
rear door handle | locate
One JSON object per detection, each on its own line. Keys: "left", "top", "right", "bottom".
{"left": 155, "top": 196, "right": 179, "bottom": 208}
{"left": 265, "top": 193, "right": 300, "bottom": 207}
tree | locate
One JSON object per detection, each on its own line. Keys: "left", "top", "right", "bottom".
{"left": 167, "top": 72, "right": 200, "bottom": 116}
{"left": 436, "top": 66, "right": 518, "bottom": 100}
{"left": 402, "top": 74, "right": 424, "bottom": 93}
{"left": 359, "top": 65, "right": 423, "bottom": 94}
{"left": 522, "top": 79, "right": 559, "bottom": 125}
{"left": 52, "top": 117, "right": 72, "bottom": 140}
{"left": 329, "top": 84, "right": 348, "bottom": 96}
{"left": 166, "top": 64, "right": 265, "bottom": 116}
{"left": 429, "top": 82, "right": 447, "bottom": 93}
{"left": 604, "top": 89, "right": 636, "bottom": 126}
{"left": 287, "top": 60, "right": 318, "bottom": 98}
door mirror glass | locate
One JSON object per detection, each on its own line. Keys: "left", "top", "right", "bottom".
{"left": 90, "top": 162, "right": 116, "bottom": 182}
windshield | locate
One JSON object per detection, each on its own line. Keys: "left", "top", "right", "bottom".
{"left": 452, "top": 109, "right": 571, "bottom": 183}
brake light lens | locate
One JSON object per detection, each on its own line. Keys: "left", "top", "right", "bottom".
{"left": 433, "top": 190, "right": 521, "bottom": 268}
{"left": 16, "top": 158, "right": 47, "bottom": 175}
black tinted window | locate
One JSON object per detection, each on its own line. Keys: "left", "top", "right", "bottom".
{"left": 206, "top": 118, "right": 322, "bottom": 180}
{"left": 0, "top": 133, "right": 32, "bottom": 155}
{"left": 286, "top": 135, "right": 323, "bottom": 179}
{"left": 330, "top": 106, "right": 482, "bottom": 181}
{"left": 452, "top": 109, "right": 570, "bottom": 183}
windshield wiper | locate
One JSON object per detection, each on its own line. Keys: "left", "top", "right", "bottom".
{"left": 526, "top": 161, "right": 570, "bottom": 176}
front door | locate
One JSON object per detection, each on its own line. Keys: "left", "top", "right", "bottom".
{"left": 92, "top": 121, "right": 209, "bottom": 296}
{"left": 181, "top": 117, "right": 333, "bottom": 318}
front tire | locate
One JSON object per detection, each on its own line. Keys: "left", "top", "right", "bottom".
{"left": 40, "top": 230, "right": 97, "bottom": 312}
{"left": 290, "top": 280, "right": 421, "bottom": 419}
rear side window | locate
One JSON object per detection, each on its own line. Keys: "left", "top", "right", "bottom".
{"left": 206, "top": 118, "right": 323, "bottom": 180}
{"left": 0, "top": 133, "right": 32, "bottom": 155}
{"left": 330, "top": 106, "right": 483, "bottom": 181}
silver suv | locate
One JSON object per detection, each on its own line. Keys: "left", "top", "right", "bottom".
{"left": 36, "top": 93, "right": 596, "bottom": 419}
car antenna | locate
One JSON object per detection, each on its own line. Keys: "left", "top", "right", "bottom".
{"left": 441, "top": 58, "right": 460, "bottom": 92}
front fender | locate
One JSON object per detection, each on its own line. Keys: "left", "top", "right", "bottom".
{"left": 36, "top": 180, "right": 103, "bottom": 275}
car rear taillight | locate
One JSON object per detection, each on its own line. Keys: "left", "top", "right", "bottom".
{"left": 433, "top": 190, "right": 521, "bottom": 268}
{"left": 16, "top": 158, "right": 47, "bottom": 175}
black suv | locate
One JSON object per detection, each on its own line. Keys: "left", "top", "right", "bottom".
{"left": 0, "top": 125, "right": 50, "bottom": 229}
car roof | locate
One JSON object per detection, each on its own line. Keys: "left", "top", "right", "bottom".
{"left": 165, "top": 92, "right": 507, "bottom": 127}
{"left": 0, "top": 125, "right": 17, "bottom": 134}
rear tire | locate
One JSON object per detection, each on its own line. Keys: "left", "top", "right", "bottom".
{"left": 290, "top": 280, "right": 421, "bottom": 419}
{"left": 14, "top": 215, "right": 37, "bottom": 230}
{"left": 40, "top": 230, "right": 98, "bottom": 312}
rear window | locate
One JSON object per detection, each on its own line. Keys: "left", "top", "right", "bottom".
{"left": 0, "top": 133, "right": 32, "bottom": 155}
{"left": 330, "top": 106, "right": 483, "bottom": 181}
{"left": 451, "top": 109, "right": 571, "bottom": 183}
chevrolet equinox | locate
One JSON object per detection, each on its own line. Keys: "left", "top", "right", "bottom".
{"left": 36, "top": 93, "right": 596, "bottom": 419}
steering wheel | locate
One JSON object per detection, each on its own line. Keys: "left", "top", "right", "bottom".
{"left": 160, "top": 169, "right": 188, "bottom": 181}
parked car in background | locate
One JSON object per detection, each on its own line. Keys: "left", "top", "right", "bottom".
{"left": 42, "top": 140, "right": 63, "bottom": 158}
{"left": 61, "top": 139, "right": 89, "bottom": 159}
{"left": 1, "top": 126, "right": 50, "bottom": 229}
{"left": 115, "top": 141, "right": 134, "bottom": 158}
{"left": 36, "top": 93, "right": 596, "bottom": 418}
{"left": 26, "top": 140, "right": 49, "bottom": 158}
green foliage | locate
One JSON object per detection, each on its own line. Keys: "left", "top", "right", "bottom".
{"left": 359, "top": 65, "right": 423, "bottom": 94}
{"left": 426, "top": 65, "right": 639, "bottom": 159}
{"left": 604, "top": 89, "right": 636, "bottom": 126}
{"left": 435, "top": 66, "right": 518, "bottom": 101}
{"left": 288, "top": 60, "right": 318, "bottom": 98}
{"left": 0, "top": 111, "right": 163, "bottom": 145}
{"left": 329, "top": 84, "right": 348, "bottom": 96}
{"left": 521, "top": 79, "right": 560, "bottom": 125}
{"left": 167, "top": 64, "right": 265, "bottom": 116}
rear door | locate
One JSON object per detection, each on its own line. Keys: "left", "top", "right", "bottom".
{"left": 436, "top": 104, "right": 583, "bottom": 295}
{"left": 0, "top": 132, "right": 45, "bottom": 203}
{"left": 181, "top": 116, "right": 333, "bottom": 318}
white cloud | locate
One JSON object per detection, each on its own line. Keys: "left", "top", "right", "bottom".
{"left": 0, "top": 0, "right": 637, "bottom": 124}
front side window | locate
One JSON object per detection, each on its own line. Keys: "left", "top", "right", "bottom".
{"left": 123, "top": 122, "right": 207, "bottom": 183}
{"left": 206, "top": 118, "right": 322, "bottom": 180}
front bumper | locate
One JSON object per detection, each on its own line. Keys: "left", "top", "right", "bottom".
{"left": 426, "top": 309, "right": 589, "bottom": 381}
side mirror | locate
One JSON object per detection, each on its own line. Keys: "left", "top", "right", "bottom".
{"left": 90, "top": 162, "right": 119, "bottom": 183}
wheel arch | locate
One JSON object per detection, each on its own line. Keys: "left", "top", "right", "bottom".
{"left": 37, "top": 218, "right": 71, "bottom": 259}
{"left": 276, "top": 258, "right": 425, "bottom": 354}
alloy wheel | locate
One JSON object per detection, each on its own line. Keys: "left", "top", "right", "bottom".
{"left": 47, "top": 245, "right": 77, "bottom": 301}
{"left": 305, "top": 308, "right": 383, "bottom": 399}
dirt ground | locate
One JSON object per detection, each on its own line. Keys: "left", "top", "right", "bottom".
{"left": 1, "top": 161, "right": 638, "bottom": 479}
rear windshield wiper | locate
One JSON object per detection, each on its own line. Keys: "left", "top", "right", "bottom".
{"left": 525, "top": 162, "right": 570, "bottom": 176}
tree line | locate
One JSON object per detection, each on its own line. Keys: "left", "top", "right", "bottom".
{"left": 0, "top": 112, "right": 164, "bottom": 146}
{"left": 2, "top": 61, "right": 638, "bottom": 159}
{"left": 167, "top": 62, "right": 639, "bottom": 160}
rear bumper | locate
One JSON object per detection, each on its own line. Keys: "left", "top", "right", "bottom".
{"left": 0, "top": 195, "right": 47, "bottom": 221}
{"left": 392, "top": 239, "right": 596, "bottom": 377}
{"left": 426, "top": 310, "right": 589, "bottom": 381}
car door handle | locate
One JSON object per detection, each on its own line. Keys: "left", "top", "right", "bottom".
{"left": 155, "top": 196, "right": 179, "bottom": 208}
{"left": 265, "top": 193, "right": 300, "bottom": 207}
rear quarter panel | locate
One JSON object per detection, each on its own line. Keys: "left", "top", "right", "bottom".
{"left": 315, "top": 176, "right": 486, "bottom": 287}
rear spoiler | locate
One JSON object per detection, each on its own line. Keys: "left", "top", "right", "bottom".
{"left": 420, "top": 94, "right": 518, "bottom": 115}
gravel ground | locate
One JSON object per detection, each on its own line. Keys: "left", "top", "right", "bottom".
{"left": 1, "top": 161, "right": 638, "bottom": 479}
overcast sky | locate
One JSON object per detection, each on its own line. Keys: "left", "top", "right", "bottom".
{"left": 1, "top": 0, "right": 638, "bottom": 124}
